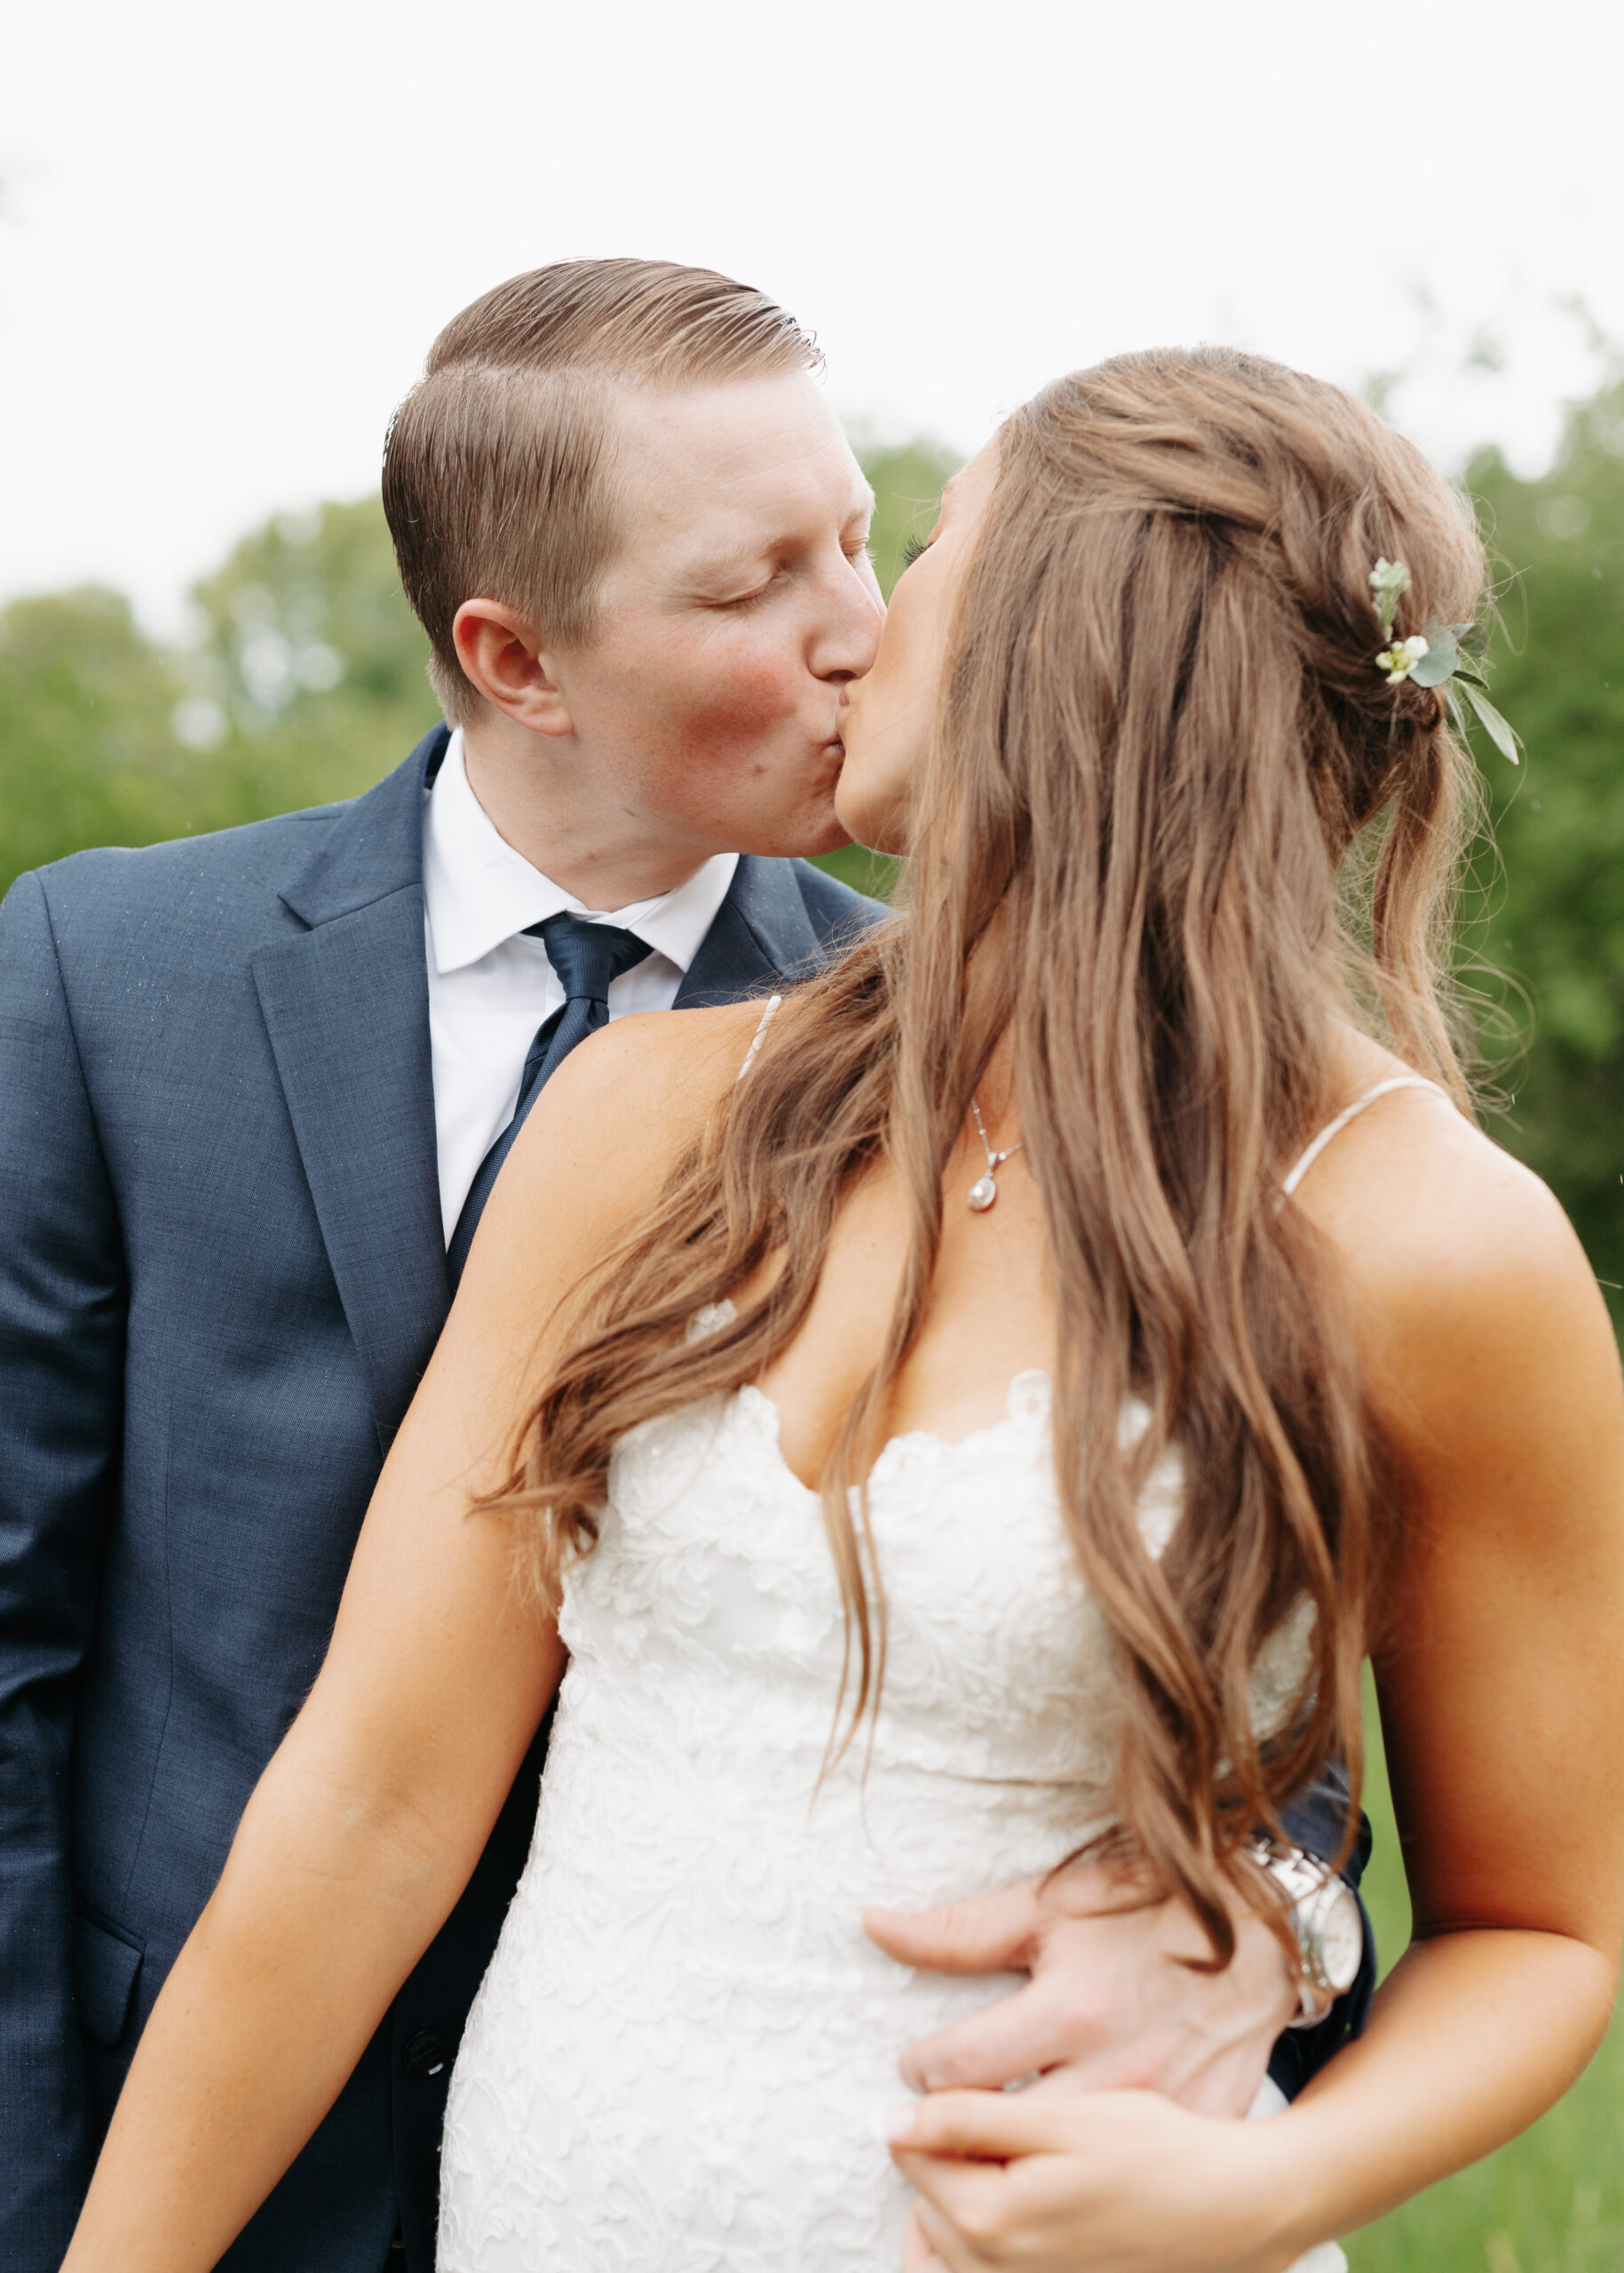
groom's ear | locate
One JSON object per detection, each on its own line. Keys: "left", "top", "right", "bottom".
{"left": 452, "top": 599, "right": 574, "bottom": 737}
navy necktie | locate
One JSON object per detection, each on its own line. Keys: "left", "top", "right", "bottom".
{"left": 448, "top": 912, "right": 652, "bottom": 1282}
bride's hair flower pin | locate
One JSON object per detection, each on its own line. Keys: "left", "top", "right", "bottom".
{"left": 1367, "top": 555, "right": 1522, "bottom": 764}
{"left": 1368, "top": 557, "right": 1411, "bottom": 638}
{"left": 1377, "top": 633, "right": 1430, "bottom": 685}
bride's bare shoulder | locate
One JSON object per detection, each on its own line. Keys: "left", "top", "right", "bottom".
{"left": 548, "top": 997, "right": 776, "bottom": 1125}
{"left": 483, "top": 998, "right": 775, "bottom": 1247}
{"left": 1289, "top": 1060, "right": 1620, "bottom": 1464}
{"left": 1292, "top": 1070, "right": 1576, "bottom": 1296}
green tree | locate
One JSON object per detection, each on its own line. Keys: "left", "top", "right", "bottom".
{"left": 0, "top": 504, "right": 439, "bottom": 899}
{"left": 179, "top": 495, "right": 440, "bottom": 822}
{"left": 0, "top": 588, "right": 192, "bottom": 892}
{"left": 1467, "top": 376, "right": 1624, "bottom": 1324}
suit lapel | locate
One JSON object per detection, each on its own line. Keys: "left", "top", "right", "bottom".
{"left": 252, "top": 728, "right": 451, "bottom": 1444}
{"left": 443, "top": 855, "right": 822, "bottom": 1287}
{"left": 675, "top": 855, "right": 823, "bottom": 1007}
{"left": 250, "top": 754, "right": 842, "bottom": 1426}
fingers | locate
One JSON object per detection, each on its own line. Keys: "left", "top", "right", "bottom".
{"left": 891, "top": 2086, "right": 1086, "bottom": 2165}
{"left": 912, "top": 2194, "right": 995, "bottom": 2271}
{"left": 902, "top": 2203, "right": 961, "bottom": 2273}
{"left": 897, "top": 1972, "right": 1075, "bottom": 2092}
{"left": 902, "top": 2156, "right": 1011, "bottom": 2265}
{"left": 863, "top": 1881, "right": 1043, "bottom": 1976}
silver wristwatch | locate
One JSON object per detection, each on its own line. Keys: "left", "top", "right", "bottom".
{"left": 1250, "top": 1841, "right": 1364, "bottom": 2023}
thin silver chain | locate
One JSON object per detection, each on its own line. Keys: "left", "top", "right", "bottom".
{"left": 966, "top": 1094, "right": 1023, "bottom": 1211}
{"left": 970, "top": 1095, "right": 1022, "bottom": 1172}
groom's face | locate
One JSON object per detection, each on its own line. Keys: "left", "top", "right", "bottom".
{"left": 546, "top": 372, "right": 884, "bottom": 859}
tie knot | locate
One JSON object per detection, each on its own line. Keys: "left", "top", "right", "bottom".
{"left": 530, "top": 913, "right": 652, "bottom": 1010}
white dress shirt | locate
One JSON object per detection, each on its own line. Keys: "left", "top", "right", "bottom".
{"left": 423, "top": 727, "right": 739, "bottom": 1240}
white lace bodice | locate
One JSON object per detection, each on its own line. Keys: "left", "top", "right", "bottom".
{"left": 438, "top": 1372, "right": 1327, "bottom": 2270}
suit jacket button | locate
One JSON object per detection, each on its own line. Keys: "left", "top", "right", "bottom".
{"left": 402, "top": 2028, "right": 455, "bottom": 2079}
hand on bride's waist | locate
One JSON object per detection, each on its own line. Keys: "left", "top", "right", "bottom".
{"left": 865, "top": 1854, "right": 1298, "bottom": 2117}
{"left": 885, "top": 2086, "right": 1318, "bottom": 2273}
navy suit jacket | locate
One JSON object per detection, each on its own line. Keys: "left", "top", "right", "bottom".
{"left": 0, "top": 725, "right": 1369, "bottom": 2269}
{"left": 0, "top": 725, "right": 883, "bottom": 2272}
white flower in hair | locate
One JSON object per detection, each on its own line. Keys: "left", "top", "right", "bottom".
{"left": 1365, "top": 554, "right": 1523, "bottom": 761}
{"left": 1376, "top": 634, "right": 1430, "bottom": 685}
{"left": 1368, "top": 557, "right": 1412, "bottom": 638}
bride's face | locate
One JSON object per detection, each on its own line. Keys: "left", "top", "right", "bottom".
{"left": 834, "top": 435, "right": 1000, "bottom": 855}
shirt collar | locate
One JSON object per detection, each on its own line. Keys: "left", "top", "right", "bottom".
{"left": 423, "top": 726, "right": 740, "bottom": 978}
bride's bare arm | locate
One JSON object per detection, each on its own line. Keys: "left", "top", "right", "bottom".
{"left": 890, "top": 1095, "right": 1624, "bottom": 2272}
{"left": 63, "top": 1006, "right": 752, "bottom": 2273}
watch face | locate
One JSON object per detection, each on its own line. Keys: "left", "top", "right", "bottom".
{"left": 1320, "top": 1887, "right": 1364, "bottom": 1993}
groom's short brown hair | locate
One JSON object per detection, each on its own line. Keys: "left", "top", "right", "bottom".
{"left": 384, "top": 258, "right": 822, "bottom": 722}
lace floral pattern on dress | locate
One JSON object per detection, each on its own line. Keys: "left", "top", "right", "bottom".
{"left": 438, "top": 1372, "right": 1333, "bottom": 2271}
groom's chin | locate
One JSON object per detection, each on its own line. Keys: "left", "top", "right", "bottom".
{"left": 742, "top": 799, "right": 853, "bottom": 861}
{"left": 799, "top": 814, "right": 856, "bottom": 858}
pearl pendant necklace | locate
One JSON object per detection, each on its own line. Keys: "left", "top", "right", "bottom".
{"left": 968, "top": 1095, "right": 1023, "bottom": 1212}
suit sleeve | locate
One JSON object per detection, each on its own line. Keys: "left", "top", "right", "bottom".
{"left": 0, "top": 872, "right": 127, "bottom": 2266}
{"left": 1268, "top": 1766, "right": 1376, "bottom": 2098}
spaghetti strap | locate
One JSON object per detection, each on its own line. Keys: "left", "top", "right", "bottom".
{"left": 735, "top": 994, "right": 783, "bottom": 1082}
{"left": 1281, "top": 1075, "right": 1453, "bottom": 1199}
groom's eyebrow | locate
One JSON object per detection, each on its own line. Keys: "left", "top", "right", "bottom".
{"left": 673, "top": 489, "right": 877, "bottom": 596}
{"left": 677, "top": 538, "right": 777, "bottom": 591}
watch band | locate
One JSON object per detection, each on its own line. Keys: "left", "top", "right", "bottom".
{"left": 1248, "top": 1839, "right": 1362, "bottom": 2022}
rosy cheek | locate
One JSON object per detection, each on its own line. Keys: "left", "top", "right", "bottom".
{"left": 662, "top": 663, "right": 803, "bottom": 780}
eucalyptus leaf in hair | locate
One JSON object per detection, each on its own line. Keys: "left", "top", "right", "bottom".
{"left": 1407, "top": 628, "right": 1457, "bottom": 687}
{"left": 1453, "top": 678, "right": 1522, "bottom": 764}
{"left": 1371, "top": 563, "right": 1521, "bottom": 762}
{"left": 1420, "top": 617, "right": 1521, "bottom": 761}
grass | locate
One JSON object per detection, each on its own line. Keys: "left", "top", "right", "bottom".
{"left": 1343, "top": 1686, "right": 1623, "bottom": 2272}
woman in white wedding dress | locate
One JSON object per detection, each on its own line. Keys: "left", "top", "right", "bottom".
{"left": 67, "top": 351, "right": 1624, "bottom": 2273}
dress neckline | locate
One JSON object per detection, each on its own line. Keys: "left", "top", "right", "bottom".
{"left": 733, "top": 1369, "right": 1053, "bottom": 1500}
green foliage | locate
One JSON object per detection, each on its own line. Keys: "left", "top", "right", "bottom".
{"left": 190, "top": 496, "right": 437, "bottom": 730}
{"left": 177, "top": 496, "right": 440, "bottom": 830}
{"left": 806, "top": 436, "right": 959, "bottom": 902}
{"left": 0, "top": 501, "right": 439, "bottom": 900}
{"left": 1464, "top": 382, "right": 1624, "bottom": 1326}
{"left": 0, "top": 588, "right": 190, "bottom": 885}
{"left": 861, "top": 436, "right": 963, "bottom": 600}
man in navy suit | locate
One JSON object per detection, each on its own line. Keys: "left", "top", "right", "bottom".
{"left": 0, "top": 260, "right": 1369, "bottom": 2271}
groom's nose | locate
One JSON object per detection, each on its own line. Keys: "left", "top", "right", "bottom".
{"left": 812, "top": 556, "right": 885, "bottom": 685}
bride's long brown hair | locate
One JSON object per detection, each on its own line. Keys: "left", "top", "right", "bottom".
{"left": 489, "top": 347, "right": 1488, "bottom": 1958}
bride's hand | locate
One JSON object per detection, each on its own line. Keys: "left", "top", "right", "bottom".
{"left": 887, "top": 2087, "right": 1310, "bottom": 2273}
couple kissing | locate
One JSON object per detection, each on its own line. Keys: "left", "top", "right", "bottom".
{"left": 6, "top": 258, "right": 1621, "bottom": 2273}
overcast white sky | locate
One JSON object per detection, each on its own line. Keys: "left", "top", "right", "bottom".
{"left": 4, "top": 0, "right": 1621, "bottom": 635}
